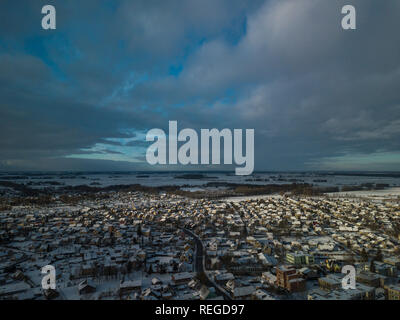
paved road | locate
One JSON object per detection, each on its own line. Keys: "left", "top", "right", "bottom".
{"left": 182, "top": 228, "right": 232, "bottom": 300}
{"left": 182, "top": 229, "right": 207, "bottom": 274}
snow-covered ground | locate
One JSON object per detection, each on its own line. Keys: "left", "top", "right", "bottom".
{"left": 222, "top": 194, "right": 282, "bottom": 202}
{"left": 329, "top": 187, "right": 400, "bottom": 198}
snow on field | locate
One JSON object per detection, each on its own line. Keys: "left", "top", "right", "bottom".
{"left": 2, "top": 171, "right": 400, "bottom": 189}
{"left": 222, "top": 194, "right": 282, "bottom": 202}
{"left": 329, "top": 187, "right": 400, "bottom": 198}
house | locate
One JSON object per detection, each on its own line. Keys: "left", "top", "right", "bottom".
{"left": 356, "top": 271, "right": 381, "bottom": 288}
{"left": 233, "top": 285, "right": 255, "bottom": 299}
{"left": 385, "top": 284, "right": 400, "bottom": 300}
{"left": 215, "top": 272, "right": 234, "bottom": 284}
{"left": 261, "top": 272, "right": 277, "bottom": 286}
{"left": 43, "top": 288, "right": 59, "bottom": 300}
{"left": 383, "top": 257, "right": 400, "bottom": 269}
{"left": 225, "top": 279, "right": 236, "bottom": 292}
{"left": 151, "top": 277, "right": 162, "bottom": 285}
{"left": 78, "top": 279, "right": 96, "bottom": 295}
{"left": 120, "top": 280, "right": 142, "bottom": 294}
{"left": 188, "top": 279, "right": 202, "bottom": 290}
{"left": 286, "top": 252, "right": 314, "bottom": 266}
{"left": 258, "top": 253, "right": 277, "bottom": 266}
{"left": 276, "top": 265, "right": 306, "bottom": 292}
{"left": 318, "top": 274, "right": 342, "bottom": 291}
{"left": 298, "top": 267, "right": 319, "bottom": 280}
{"left": 209, "top": 241, "right": 218, "bottom": 251}
{"left": 288, "top": 278, "right": 306, "bottom": 292}
{"left": 0, "top": 282, "right": 31, "bottom": 297}
{"left": 199, "top": 285, "right": 210, "bottom": 300}
{"left": 252, "top": 289, "right": 275, "bottom": 300}
{"left": 171, "top": 272, "right": 194, "bottom": 285}
{"left": 141, "top": 287, "right": 161, "bottom": 300}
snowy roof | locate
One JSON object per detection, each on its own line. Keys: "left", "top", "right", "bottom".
{"left": 234, "top": 285, "right": 255, "bottom": 297}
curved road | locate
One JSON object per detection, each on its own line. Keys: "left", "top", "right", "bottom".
{"left": 182, "top": 228, "right": 232, "bottom": 300}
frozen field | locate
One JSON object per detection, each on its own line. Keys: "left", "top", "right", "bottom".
{"left": 1, "top": 171, "right": 400, "bottom": 189}
{"left": 329, "top": 187, "right": 400, "bottom": 199}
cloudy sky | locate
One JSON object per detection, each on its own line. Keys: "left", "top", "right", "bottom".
{"left": 1, "top": 0, "right": 400, "bottom": 172}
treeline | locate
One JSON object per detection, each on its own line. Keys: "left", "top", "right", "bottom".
{"left": 61, "top": 184, "right": 181, "bottom": 194}
{"left": 0, "top": 195, "right": 53, "bottom": 209}
{"left": 0, "top": 181, "right": 40, "bottom": 196}
{"left": 234, "top": 183, "right": 324, "bottom": 196}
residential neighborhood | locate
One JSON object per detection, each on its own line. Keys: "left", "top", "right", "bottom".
{"left": 1, "top": 190, "right": 400, "bottom": 300}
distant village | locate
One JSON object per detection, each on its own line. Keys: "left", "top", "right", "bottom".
{"left": 1, "top": 191, "right": 400, "bottom": 300}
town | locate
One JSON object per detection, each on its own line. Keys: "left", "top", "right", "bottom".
{"left": 1, "top": 190, "right": 400, "bottom": 300}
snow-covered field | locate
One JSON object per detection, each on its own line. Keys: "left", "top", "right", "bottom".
{"left": 329, "top": 187, "right": 400, "bottom": 199}
{"left": 1, "top": 171, "right": 400, "bottom": 189}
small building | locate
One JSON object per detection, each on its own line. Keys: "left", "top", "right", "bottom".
{"left": 171, "top": 272, "right": 194, "bottom": 285}
{"left": 318, "top": 274, "right": 342, "bottom": 291}
{"left": 385, "top": 284, "right": 400, "bottom": 300}
{"left": 276, "top": 265, "right": 306, "bottom": 292}
{"left": 78, "top": 279, "right": 96, "bottom": 295}
{"left": 233, "top": 286, "right": 255, "bottom": 299}
{"left": 215, "top": 272, "right": 234, "bottom": 284}
{"left": 120, "top": 280, "right": 142, "bottom": 294}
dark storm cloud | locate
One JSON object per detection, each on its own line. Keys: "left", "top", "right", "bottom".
{"left": 135, "top": 0, "right": 400, "bottom": 170}
{"left": 0, "top": 0, "right": 400, "bottom": 171}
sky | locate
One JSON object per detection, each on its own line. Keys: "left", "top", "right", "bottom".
{"left": 1, "top": 0, "right": 400, "bottom": 172}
